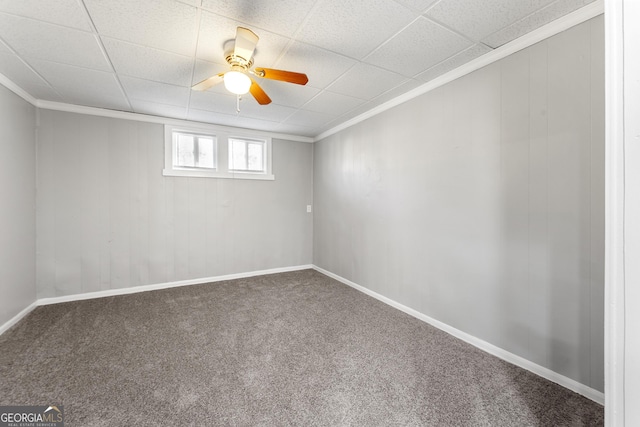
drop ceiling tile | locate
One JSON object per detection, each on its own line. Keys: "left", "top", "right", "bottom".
{"left": 0, "top": 39, "right": 11, "bottom": 53}
{"left": 288, "top": 129, "right": 318, "bottom": 138}
{"left": 310, "top": 123, "right": 341, "bottom": 137}
{"left": 370, "top": 78, "right": 425, "bottom": 104}
{"left": 425, "top": 0, "right": 556, "bottom": 41}
{"left": 326, "top": 101, "right": 375, "bottom": 125}
{"left": 235, "top": 99, "right": 298, "bottom": 123}
{"left": 274, "top": 42, "right": 356, "bottom": 89}
{"left": 0, "top": 52, "right": 48, "bottom": 88}
{"left": 189, "top": 90, "right": 238, "bottom": 115}
{"left": 187, "top": 108, "right": 281, "bottom": 133}
{"left": 283, "top": 109, "right": 337, "bottom": 128}
{"left": 0, "top": 52, "right": 63, "bottom": 101}
{"left": 28, "top": 59, "right": 128, "bottom": 107}
{"left": 120, "top": 76, "right": 191, "bottom": 107}
{"left": 364, "top": 17, "right": 472, "bottom": 77}
{"left": 0, "top": 13, "right": 110, "bottom": 71}
{"left": 296, "top": 0, "right": 415, "bottom": 59}
{"left": 394, "top": 0, "right": 440, "bottom": 12}
{"left": 257, "top": 80, "right": 321, "bottom": 108}
{"left": 217, "top": 115, "right": 283, "bottom": 133}
{"left": 273, "top": 123, "right": 316, "bottom": 137}
{"left": 327, "top": 62, "right": 408, "bottom": 100}
{"left": 84, "top": 0, "right": 198, "bottom": 56}
{"left": 200, "top": 0, "right": 317, "bottom": 37}
{"left": 186, "top": 108, "right": 232, "bottom": 124}
{"left": 177, "top": 0, "right": 201, "bottom": 6}
{"left": 103, "top": 38, "right": 194, "bottom": 86}
{"left": 482, "top": 0, "right": 595, "bottom": 48}
{"left": 23, "top": 84, "right": 63, "bottom": 102}
{"left": 302, "top": 90, "right": 366, "bottom": 116}
{"left": 415, "top": 43, "right": 492, "bottom": 82}
{"left": 0, "top": 0, "right": 92, "bottom": 31}
{"left": 197, "top": 11, "right": 290, "bottom": 68}
{"left": 130, "top": 99, "right": 188, "bottom": 120}
{"left": 64, "top": 93, "right": 131, "bottom": 111}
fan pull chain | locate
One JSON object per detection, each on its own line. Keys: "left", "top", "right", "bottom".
{"left": 236, "top": 94, "right": 241, "bottom": 114}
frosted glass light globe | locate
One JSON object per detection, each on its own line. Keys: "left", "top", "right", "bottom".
{"left": 224, "top": 71, "right": 251, "bottom": 95}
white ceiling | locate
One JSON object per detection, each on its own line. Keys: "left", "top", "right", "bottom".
{"left": 0, "top": 0, "right": 596, "bottom": 138}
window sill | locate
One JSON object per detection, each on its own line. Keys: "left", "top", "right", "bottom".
{"left": 163, "top": 169, "right": 275, "bottom": 180}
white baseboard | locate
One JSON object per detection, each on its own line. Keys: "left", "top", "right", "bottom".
{"left": 312, "top": 265, "right": 605, "bottom": 405}
{"left": 0, "top": 301, "right": 38, "bottom": 336}
{"left": 0, "top": 265, "right": 313, "bottom": 334}
{"left": 37, "top": 264, "right": 313, "bottom": 306}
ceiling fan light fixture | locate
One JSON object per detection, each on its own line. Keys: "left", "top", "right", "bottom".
{"left": 191, "top": 27, "right": 307, "bottom": 106}
{"left": 224, "top": 70, "right": 251, "bottom": 95}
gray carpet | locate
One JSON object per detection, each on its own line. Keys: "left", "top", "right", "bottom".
{"left": 0, "top": 269, "right": 603, "bottom": 426}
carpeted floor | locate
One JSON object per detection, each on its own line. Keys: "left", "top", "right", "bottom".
{"left": 0, "top": 269, "right": 603, "bottom": 426}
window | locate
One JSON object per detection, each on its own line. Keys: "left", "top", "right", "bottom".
{"left": 229, "top": 138, "right": 266, "bottom": 173}
{"left": 163, "top": 125, "right": 274, "bottom": 180}
{"left": 174, "top": 132, "right": 216, "bottom": 170}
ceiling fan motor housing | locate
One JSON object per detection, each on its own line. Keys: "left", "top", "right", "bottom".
{"left": 225, "top": 52, "right": 253, "bottom": 70}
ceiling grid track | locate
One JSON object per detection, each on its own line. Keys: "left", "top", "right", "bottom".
{"left": 77, "top": 0, "right": 133, "bottom": 111}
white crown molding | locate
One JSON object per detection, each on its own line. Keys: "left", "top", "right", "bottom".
{"left": 314, "top": 0, "right": 604, "bottom": 142}
{"left": 35, "top": 99, "right": 314, "bottom": 143}
{"left": 0, "top": 72, "right": 37, "bottom": 106}
{"left": 313, "top": 265, "right": 606, "bottom": 405}
{"left": 0, "top": 265, "right": 313, "bottom": 336}
{"left": 0, "top": 80, "right": 314, "bottom": 143}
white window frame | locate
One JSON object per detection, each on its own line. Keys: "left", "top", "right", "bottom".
{"left": 173, "top": 130, "right": 217, "bottom": 171}
{"left": 228, "top": 137, "right": 268, "bottom": 174}
{"left": 163, "top": 124, "right": 274, "bottom": 180}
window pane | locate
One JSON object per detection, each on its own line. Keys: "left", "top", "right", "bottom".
{"left": 230, "top": 139, "right": 247, "bottom": 170}
{"left": 247, "top": 142, "right": 264, "bottom": 171}
{"left": 176, "top": 134, "right": 195, "bottom": 167}
{"left": 196, "top": 137, "right": 214, "bottom": 169}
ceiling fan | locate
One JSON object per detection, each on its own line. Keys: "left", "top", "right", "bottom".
{"left": 192, "top": 27, "right": 309, "bottom": 106}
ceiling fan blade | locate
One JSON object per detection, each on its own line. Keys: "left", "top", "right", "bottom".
{"left": 254, "top": 68, "right": 308, "bottom": 85}
{"left": 234, "top": 27, "right": 259, "bottom": 61}
{"left": 249, "top": 79, "right": 271, "bottom": 105}
{"left": 192, "top": 73, "right": 224, "bottom": 91}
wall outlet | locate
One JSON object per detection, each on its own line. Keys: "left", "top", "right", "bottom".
{"left": 306, "top": 205, "right": 312, "bottom": 213}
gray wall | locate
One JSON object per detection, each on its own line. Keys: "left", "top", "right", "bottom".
{"left": 313, "top": 16, "right": 604, "bottom": 391}
{"left": 0, "top": 85, "right": 37, "bottom": 325}
{"left": 36, "top": 110, "right": 313, "bottom": 298}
